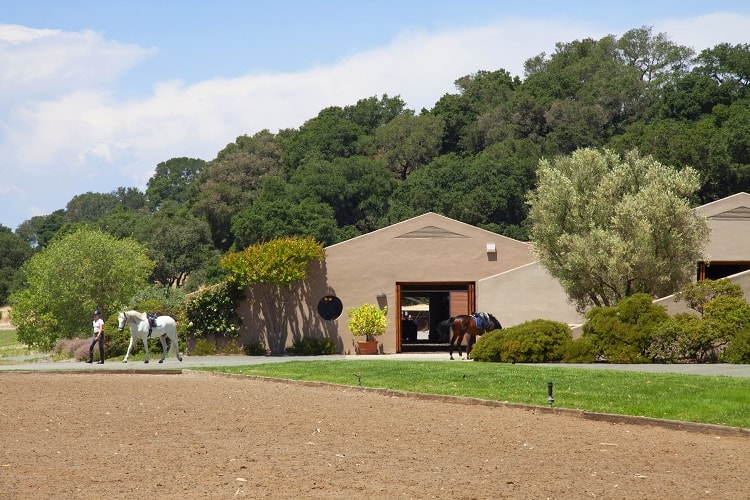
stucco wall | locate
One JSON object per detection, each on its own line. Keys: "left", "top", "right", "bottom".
{"left": 477, "top": 262, "right": 584, "bottom": 329}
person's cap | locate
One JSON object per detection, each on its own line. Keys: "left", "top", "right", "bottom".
{"left": 93, "top": 310, "right": 101, "bottom": 315}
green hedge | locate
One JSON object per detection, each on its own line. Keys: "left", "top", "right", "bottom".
{"left": 471, "top": 319, "right": 572, "bottom": 363}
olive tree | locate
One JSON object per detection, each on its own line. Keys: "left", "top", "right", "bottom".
{"left": 10, "top": 228, "right": 154, "bottom": 349}
{"left": 527, "top": 148, "right": 709, "bottom": 312}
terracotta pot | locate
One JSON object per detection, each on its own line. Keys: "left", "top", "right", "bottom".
{"left": 357, "top": 340, "right": 379, "bottom": 355}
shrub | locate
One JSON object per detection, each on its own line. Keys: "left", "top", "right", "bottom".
{"left": 582, "top": 293, "right": 669, "bottom": 363}
{"left": 648, "top": 313, "right": 716, "bottom": 363}
{"left": 703, "top": 295, "right": 750, "bottom": 346}
{"left": 286, "top": 337, "right": 337, "bottom": 355}
{"left": 472, "top": 319, "right": 572, "bottom": 363}
{"left": 244, "top": 340, "right": 267, "bottom": 356}
{"left": 53, "top": 337, "right": 89, "bottom": 360}
{"left": 219, "top": 339, "right": 244, "bottom": 355}
{"left": 722, "top": 327, "right": 750, "bottom": 363}
{"left": 347, "top": 304, "right": 387, "bottom": 341}
{"left": 676, "top": 278, "right": 744, "bottom": 315}
{"left": 192, "top": 338, "right": 217, "bottom": 356}
{"left": 562, "top": 336, "right": 596, "bottom": 363}
{"left": 186, "top": 282, "right": 243, "bottom": 343}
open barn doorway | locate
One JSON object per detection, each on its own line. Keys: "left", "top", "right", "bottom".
{"left": 396, "top": 282, "right": 475, "bottom": 353}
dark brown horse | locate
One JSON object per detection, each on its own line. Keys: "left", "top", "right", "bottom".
{"left": 438, "top": 313, "right": 502, "bottom": 360}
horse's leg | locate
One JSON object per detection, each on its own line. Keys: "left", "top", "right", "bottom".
{"left": 158, "top": 335, "right": 167, "bottom": 363}
{"left": 466, "top": 334, "right": 474, "bottom": 360}
{"left": 123, "top": 336, "right": 136, "bottom": 363}
{"left": 142, "top": 335, "right": 150, "bottom": 364}
{"left": 458, "top": 333, "right": 465, "bottom": 360}
{"left": 449, "top": 328, "right": 456, "bottom": 360}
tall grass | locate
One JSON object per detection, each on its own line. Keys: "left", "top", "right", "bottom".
{"left": 203, "top": 360, "right": 750, "bottom": 428}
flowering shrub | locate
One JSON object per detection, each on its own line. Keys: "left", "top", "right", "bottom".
{"left": 186, "top": 281, "right": 243, "bottom": 340}
{"left": 53, "top": 337, "right": 90, "bottom": 360}
{"left": 347, "top": 304, "right": 387, "bottom": 342}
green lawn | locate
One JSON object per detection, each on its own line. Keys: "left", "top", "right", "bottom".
{"left": 200, "top": 360, "right": 750, "bottom": 428}
{"left": 0, "top": 328, "right": 33, "bottom": 358}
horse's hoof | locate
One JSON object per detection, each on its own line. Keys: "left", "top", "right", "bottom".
{"left": 178, "top": 358, "right": 183, "bottom": 362}
{"left": 144, "top": 360, "right": 149, "bottom": 364}
{"left": 158, "top": 359, "right": 164, "bottom": 364}
{"left": 122, "top": 360, "right": 127, "bottom": 363}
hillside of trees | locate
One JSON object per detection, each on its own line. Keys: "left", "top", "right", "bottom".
{"left": 2, "top": 27, "right": 749, "bottom": 302}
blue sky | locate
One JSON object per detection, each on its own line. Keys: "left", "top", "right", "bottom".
{"left": 1, "top": 1, "right": 749, "bottom": 230}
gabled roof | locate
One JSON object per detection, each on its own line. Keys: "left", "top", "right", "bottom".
{"left": 695, "top": 192, "right": 750, "bottom": 219}
{"left": 325, "top": 212, "right": 529, "bottom": 250}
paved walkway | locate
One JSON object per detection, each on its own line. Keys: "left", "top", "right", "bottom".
{"left": 1, "top": 352, "right": 749, "bottom": 377}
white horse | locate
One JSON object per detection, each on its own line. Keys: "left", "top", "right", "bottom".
{"left": 118, "top": 310, "right": 183, "bottom": 363}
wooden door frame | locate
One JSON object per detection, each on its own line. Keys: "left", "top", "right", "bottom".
{"left": 395, "top": 282, "right": 475, "bottom": 353}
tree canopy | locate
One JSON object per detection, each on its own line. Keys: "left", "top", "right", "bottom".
{"left": 527, "top": 148, "right": 710, "bottom": 311}
{"left": 10, "top": 228, "right": 154, "bottom": 349}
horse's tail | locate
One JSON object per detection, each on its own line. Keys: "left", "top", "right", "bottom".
{"left": 164, "top": 317, "right": 180, "bottom": 357}
{"left": 436, "top": 317, "right": 454, "bottom": 341}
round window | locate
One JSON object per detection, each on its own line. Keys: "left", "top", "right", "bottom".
{"left": 317, "top": 295, "right": 343, "bottom": 321}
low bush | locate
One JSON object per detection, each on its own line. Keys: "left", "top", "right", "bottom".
{"left": 648, "top": 313, "right": 716, "bottom": 363}
{"left": 722, "top": 328, "right": 750, "bottom": 363}
{"left": 472, "top": 319, "right": 572, "bottom": 363}
{"left": 562, "top": 336, "right": 596, "bottom": 363}
{"left": 286, "top": 337, "right": 337, "bottom": 355}
{"left": 582, "top": 293, "right": 669, "bottom": 363}
{"left": 191, "top": 338, "right": 217, "bottom": 356}
{"left": 219, "top": 339, "right": 244, "bottom": 355}
{"left": 53, "top": 337, "right": 90, "bottom": 360}
{"left": 244, "top": 340, "right": 267, "bottom": 356}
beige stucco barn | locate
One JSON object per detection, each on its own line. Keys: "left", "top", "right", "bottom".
{"left": 235, "top": 192, "right": 750, "bottom": 355}
{"left": 236, "top": 212, "right": 582, "bottom": 354}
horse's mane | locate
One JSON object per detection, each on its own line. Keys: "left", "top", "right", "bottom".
{"left": 486, "top": 313, "right": 502, "bottom": 329}
{"left": 123, "top": 310, "right": 147, "bottom": 321}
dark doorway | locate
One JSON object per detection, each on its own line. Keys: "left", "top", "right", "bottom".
{"left": 698, "top": 261, "right": 750, "bottom": 280}
{"left": 397, "top": 282, "right": 475, "bottom": 353}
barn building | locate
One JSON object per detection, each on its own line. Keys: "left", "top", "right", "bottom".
{"left": 235, "top": 192, "right": 750, "bottom": 354}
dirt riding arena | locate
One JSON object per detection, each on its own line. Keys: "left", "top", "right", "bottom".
{"left": 1, "top": 370, "right": 748, "bottom": 499}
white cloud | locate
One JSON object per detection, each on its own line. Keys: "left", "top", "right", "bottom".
{"left": 656, "top": 13, "right": 750, "bottom": 51}
{"left": 0, "top": 25, "right": 154, "bottom": 110}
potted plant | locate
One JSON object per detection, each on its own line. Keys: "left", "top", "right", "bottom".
{"left": 347, "top": 304, "right": 387, "bottom": 354}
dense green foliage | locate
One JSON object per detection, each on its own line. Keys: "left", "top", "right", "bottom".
{"left": 578, "top": 283, "right": 750, "bottom": 363}
{"left": 9, "top": 228, "right": 154, "bottom": 350}
{"left": 471, "top": 319, "right": 572, "bottom": 362}
{"left": 202, "top": 361, "right": 750, "bottom": 428}
{"left": 582, "top": 293, "right": 671, "bottom": 363}
{"left": 285, "top": 337, "right": 337, "bottom": 355}
{"left": 0, "top": 227, "right": 32, "bottom": 304}
{"left": 186, "top": 281, "right": 244, "bottom": 343}
{"left": 4, "top": 29, "right": 749, "bottom": 287}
